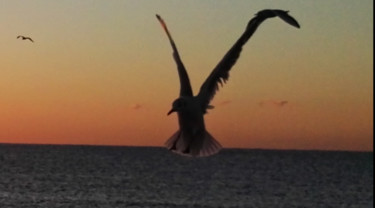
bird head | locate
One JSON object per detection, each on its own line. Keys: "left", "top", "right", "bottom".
{"left": 167, "top": 98, "right": 187, "bottom": 115}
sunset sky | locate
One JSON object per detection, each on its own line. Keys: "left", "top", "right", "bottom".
{"left": 0, "top": 0, "right": 373, "bottom": 151}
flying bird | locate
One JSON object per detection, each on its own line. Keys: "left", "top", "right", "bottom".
{"left": 17, "top": 35, "right": 34, "bottom": 42}
{"left": 156, "top": 9, "right": 300, "bottom": 157}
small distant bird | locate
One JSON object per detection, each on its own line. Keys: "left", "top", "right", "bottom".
{"left": 156, "top": 9, "right": 300, "bottom": 157}
{"left": 17, "top": 35, "right": 34, "bottom": 42}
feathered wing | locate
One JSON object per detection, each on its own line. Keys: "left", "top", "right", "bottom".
{"left": 156, "top": 14, "right": 193, "bottom": 97}
{"left": 271, "top": 10, "right": 300, "bottom": 28}
{"left": 165, "top": 130, "right": 222, "bottom": 157}
{"left": 197, "top": 9, "right": 300, "bottom": 109}
{"left": 17, "top": 35, "right": 34, "bottom": 42}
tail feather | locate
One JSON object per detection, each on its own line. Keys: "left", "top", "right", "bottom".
{"left": 165, "top": 130, "right": 222, "bottom": 157}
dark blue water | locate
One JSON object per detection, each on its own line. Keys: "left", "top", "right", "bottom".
{"left": 0, "top": 144, "right": 373, "bottom": 207}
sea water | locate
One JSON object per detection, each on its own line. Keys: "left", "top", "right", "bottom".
{"left": 0, "top": 144, "right": 372, "bottom": 207}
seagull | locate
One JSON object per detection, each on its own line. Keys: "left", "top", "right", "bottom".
{"left": 156, "top": 9, "right": 300, "bottom": 157}
{"left": 17, "top": 35, "right": 34, "bottom": 42}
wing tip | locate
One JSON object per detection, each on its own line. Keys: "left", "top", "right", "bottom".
{"left": 156, "top": 14, "right": 162, "bottom": 21}
{"left": 255, "top": 9, "right": 300, "bottom": 29}
{"left": 273, "top": 9, "right": 301, "bottom": 28}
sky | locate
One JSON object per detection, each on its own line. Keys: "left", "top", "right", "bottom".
{"left": 0, "top": 0, "right": 373, "bottom": 151}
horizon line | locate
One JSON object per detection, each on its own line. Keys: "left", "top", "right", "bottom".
{"left": 0, "top": 142, "right": 372, "bottom": 153}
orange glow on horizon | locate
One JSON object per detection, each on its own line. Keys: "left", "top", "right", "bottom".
{"left": 0, "top": 1, "right": 373, "bottom": 152}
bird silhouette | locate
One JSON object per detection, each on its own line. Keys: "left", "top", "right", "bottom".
{"left": 156, "top": 9, "right": 300, "bottom": 157}
{"left": 17, "top": 35, "right": 34, "bottom": 42}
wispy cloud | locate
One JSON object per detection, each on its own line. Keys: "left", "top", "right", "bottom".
{"left": 274, "top": 100, "right": 288, "bottom": 107}
{"left": 259, "top": 100, "right": 288, "bottom": 107}
{"left": 218, "top": 100, "right": 232, "bottom": 106}
{"left": 131, "top": 103, "right": 142, "bottom": 110}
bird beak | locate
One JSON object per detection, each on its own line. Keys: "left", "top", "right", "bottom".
{"left": 167, "top": 108, "right": 176, "bottom": 115}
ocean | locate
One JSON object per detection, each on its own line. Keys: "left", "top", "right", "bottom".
{"left": 0, "top": 144, "right": 372, "bottom": 207}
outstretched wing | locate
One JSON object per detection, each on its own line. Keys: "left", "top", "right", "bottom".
{"left": 271, "top": 10, "right": 300, "bottom": 28}
{"left": 197, "top": 9, "right": 300, "bottom": 109}
{"left": 26, "top": 37, "right": 34, "bottom": 42}
{"left": 156, "top": 14, "right": 193, "bottom": 97}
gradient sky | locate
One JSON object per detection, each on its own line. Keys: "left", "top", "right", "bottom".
{"left": 0, "top": 0, "right": 373, "bottom": 151}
